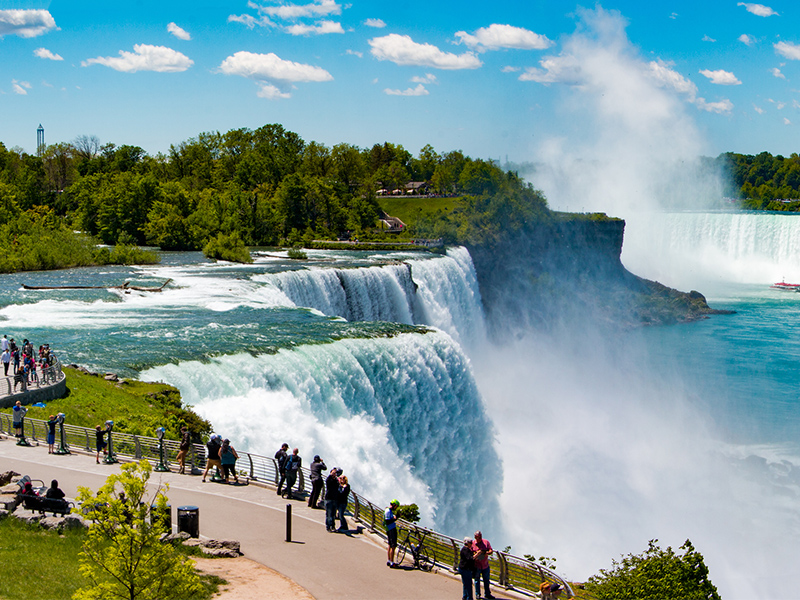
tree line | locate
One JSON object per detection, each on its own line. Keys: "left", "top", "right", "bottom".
{"left": 0, "top": 125, "right": 549, "bottom": 261}
{"left": 723, "top": 151, "right": 800, "bottom": 210}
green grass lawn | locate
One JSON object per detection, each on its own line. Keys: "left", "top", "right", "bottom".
{"left": 19, "top": 366, "right": 211, "bottom": 442}
{"left": 378, "top": 196, "right": 466, "bottom": 227}
{"left": 0, "top": 517, "right": 223, "bottom": 600}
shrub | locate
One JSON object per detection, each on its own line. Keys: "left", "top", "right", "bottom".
{"left": 585, "top": 539, "right": 720, "bottom": 600}
{"left": 202, "top": 232, "right": 253, "bottom": 263}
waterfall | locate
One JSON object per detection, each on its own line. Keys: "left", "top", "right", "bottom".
{"left": 141, "top": 330, "right": 502, "bottom": 536}
{"left": 258, "top": 247, "right": 487, "bottom": 347}
{"left": 622, "top": 211, "right": 800, "bottom": 288}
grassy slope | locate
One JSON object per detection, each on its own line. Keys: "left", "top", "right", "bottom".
{"left": 378, "top": 196, "right": 467, "bottom": 227}
{"left": 20, "top": 366, "right": 211, "bottom": 442}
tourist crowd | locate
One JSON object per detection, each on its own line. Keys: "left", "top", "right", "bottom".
{"left": 1, "top": 334, "right": 57, "bottom": 390}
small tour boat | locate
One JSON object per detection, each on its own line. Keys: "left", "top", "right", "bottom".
{"left": 770, "top": 280, "right": 800, "bottom": 291}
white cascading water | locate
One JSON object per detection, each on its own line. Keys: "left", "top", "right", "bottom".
{"left": 261, "top": 263, "right": 416, "bottom": 324}
{"left": 256, "top": 247, "right": 487, "bottom": 348}
{"left": 622, "top": 211, "right": 800, "bottom": 289}
{"left": 140, "top": 330, "right": 502, "bottom": 536}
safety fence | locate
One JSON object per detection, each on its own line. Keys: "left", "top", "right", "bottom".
{"left": 0, "top": 413, "right": 573, "bottom": 597}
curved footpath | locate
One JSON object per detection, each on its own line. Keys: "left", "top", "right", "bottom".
{"left": 0, "top": 436, "right": 521, "bottom": 600}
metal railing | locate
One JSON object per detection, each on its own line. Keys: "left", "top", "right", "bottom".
{"left": 0, "top": 413, "right": 571, "bottom": 597}
{"left": 0, "top": 359, "right": 64, "bottom": 398}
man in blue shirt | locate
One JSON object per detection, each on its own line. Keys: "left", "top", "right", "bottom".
{"left": 385, "top": 499, "right": 400, "bottom": 567}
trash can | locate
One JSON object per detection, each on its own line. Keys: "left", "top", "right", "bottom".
{"left": 177, "top": 505, "right": 199, "bottom": 538}
{"left": 151, "top": 503, "right": 171, "bottom": 532}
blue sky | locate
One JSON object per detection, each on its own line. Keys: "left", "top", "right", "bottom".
{"left": 2, "top": 0, "right": 800, "bottom": 163}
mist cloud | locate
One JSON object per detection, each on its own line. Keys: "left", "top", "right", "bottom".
{"left": 524, "top": 6, "right": 724, "bottom": 216}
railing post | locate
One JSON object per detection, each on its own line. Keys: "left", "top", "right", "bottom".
{"left": 353, "top": 495, "right": 360, "bottom": 520}
{"left": 451, "top": 539, "right": 460, "bottom": 571}
{"left": 370, "top": 502, "right": 376, "bottom": 531}
{"left": 298, "top": 468, "right": 305, "bottom": 492}
{"left": 85, "top": 429, "right": 90, "bottom": 451}
{"left": 498, "top": 552, "right": 508, "bottom": 587}
{"left": 134, "top": 436, "right": 142, "bottom": 458}
{"left": 248, "top": 453, "right": 254, "bottom": 479}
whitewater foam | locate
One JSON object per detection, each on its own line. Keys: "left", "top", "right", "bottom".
{"left": 140, "top": 330, "right": 502, "bottom": 535}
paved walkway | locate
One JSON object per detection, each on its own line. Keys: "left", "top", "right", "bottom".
{"left": 0, "top": 435, "right": 517, "bottom": 600}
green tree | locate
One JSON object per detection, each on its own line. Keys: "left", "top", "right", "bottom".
{"left": 74, "top": 461, "right": 203, "bottom": 600}
{"left": 203, "top": 231, "right": 252, "bottom": 263}
{"left": 585, "top": 539, "right": 720, "bottom": 600}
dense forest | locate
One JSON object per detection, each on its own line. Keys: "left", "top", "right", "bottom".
{"left": 723, "top": 151, "right": 800, "bottom": 210}
{"left": 0, "top": 124, "right": 549, "bottom": 268}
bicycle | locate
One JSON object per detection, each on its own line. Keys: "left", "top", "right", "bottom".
{"left": 395, "top": 527, "right": 437, "bottom": 571}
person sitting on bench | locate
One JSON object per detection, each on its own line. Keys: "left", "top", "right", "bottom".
{"left": 44, "top": 479, "right": 65, "bottom": 500}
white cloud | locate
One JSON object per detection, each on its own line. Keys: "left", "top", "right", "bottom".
{"left": 519, "top": 33, "right": 735, "bottom": 118}
{"left": 775, "top": 41, "right": 800, "bottom": 60}
{"left": 253, "top": 0, "right": 341, "bottom": 19}
{"left": 285, "top": 20, "right": 343, "bottom": 35}
{"left": 384, "top": 83, "right": 429, "bottom": 96}
{"left": 219, "top": 51, "right": 332, "bottom": 98}
{"left": 702, "top": 35, "right": 716, "bottom": 42}
{"left": 346, "top": 49, "right": 363, "bottom": 58}
{"left": 455, "top": 24, "right": 553, "bottom": 52}
{"left": 648, "top": 59, "right": 698, "bottom": 98}
{"left": 502, "top": 66, "right": 520, "bottom": 73}
{"left": 34, "top": 47, "right": 63, "bottom": 61}
{"left": 228, "top": 14, "right": 273, "bottom": 28}
{"left": 738, "top": 2, "right": 778, "bottom": 17}
{"left": 0, "top": 9, "right": 57, "bottom": 38}
{"left": 738, "top": 34, "right": 755, "bottom": 46}
{"left": 696, "top": 97, "right": 734, "bottom": 114}
{"left": 519, "top": 55, "right": 582, "bottom": 84}
{"left": 369, "top": 34, "right": 482, "bottom": 69}
{"left": 670, "top": 12, "right": 679, "bottom": 20}
{"left": 82, "top": 44, "right": 193, "bottom": 73}
{"left": 771, "top": 67, "right": 786, "bottom": 79}
{"left": 754, "top": 104, "right": 765, "bottom": 114}
{"left": 699, "top": 69, "right": 742, "bottom": 85}
{"left": 167, "top": 22, "right": 191, "bottom": 41}
{"left": 411, "top": 73, "right": 437, "bottom": 84}
{"left": 257, "top": 83, "right": 292, "bottom": 99}
{"left": 784, "top": 117, "right": 792, "bottom": 125}
{"left": 364, "top": 18, "right": 385, "bottom": 28}
{"left": 11, "top": 79, "right": 31, "bottom": 95}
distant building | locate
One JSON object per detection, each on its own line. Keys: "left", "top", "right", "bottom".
{"left": 37, "top": 124, "right": 45, "bottom": 156}
{"left": 404, "top": 181, "right": 429, "bottom": 195}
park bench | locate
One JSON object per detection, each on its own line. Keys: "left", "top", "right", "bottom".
{"left": 18, "top": 494, "right": 74, "bottom": 516}
{"left": 14, "top": 475, "right": 73, "bottom": 516}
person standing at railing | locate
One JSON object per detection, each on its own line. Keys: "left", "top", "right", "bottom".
{"left": 47, "top": 414, "right": 57, "bottom": 454}
{"left": 325, "top": 467, "right": 341, "bottom": 532}
{"left": 472, "top": 531, "right": 495, "bottom": 600}
{"left": 459, "top": 537, "right": 477, "bottom": 600}
{"left": 220, "top": 438, "right": 240, "bottom": 484}
{"left": 95, "top": 423, "right": 109, "bottom": 463}
{"left": 13, "top": 365, "right": 26, "bottom": 392}
{"left": 1, "top": 346, "right": 10, "bottom": 376}
{"left": 283, "top": 448, "right": 301, "bottom": 499}
{"left": 335, "top": 474, "right": 350, "bottom": 532}
{"left": 202, "top": 434, "right": 222, "bottom": 482}
{"left": 177, "top": 426, "right": 191, "bottom": 474}
{"left": 308, "top": 455, "right": 327, "bottom": 509}
{"left": 275, "top": 443, "right": 289, "bottom": 496}
{"left": 385, "top": 499, "right": 400, "bottom": 567}
{"left": 12, "top": 400, "right": 25, "bottom": 437}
